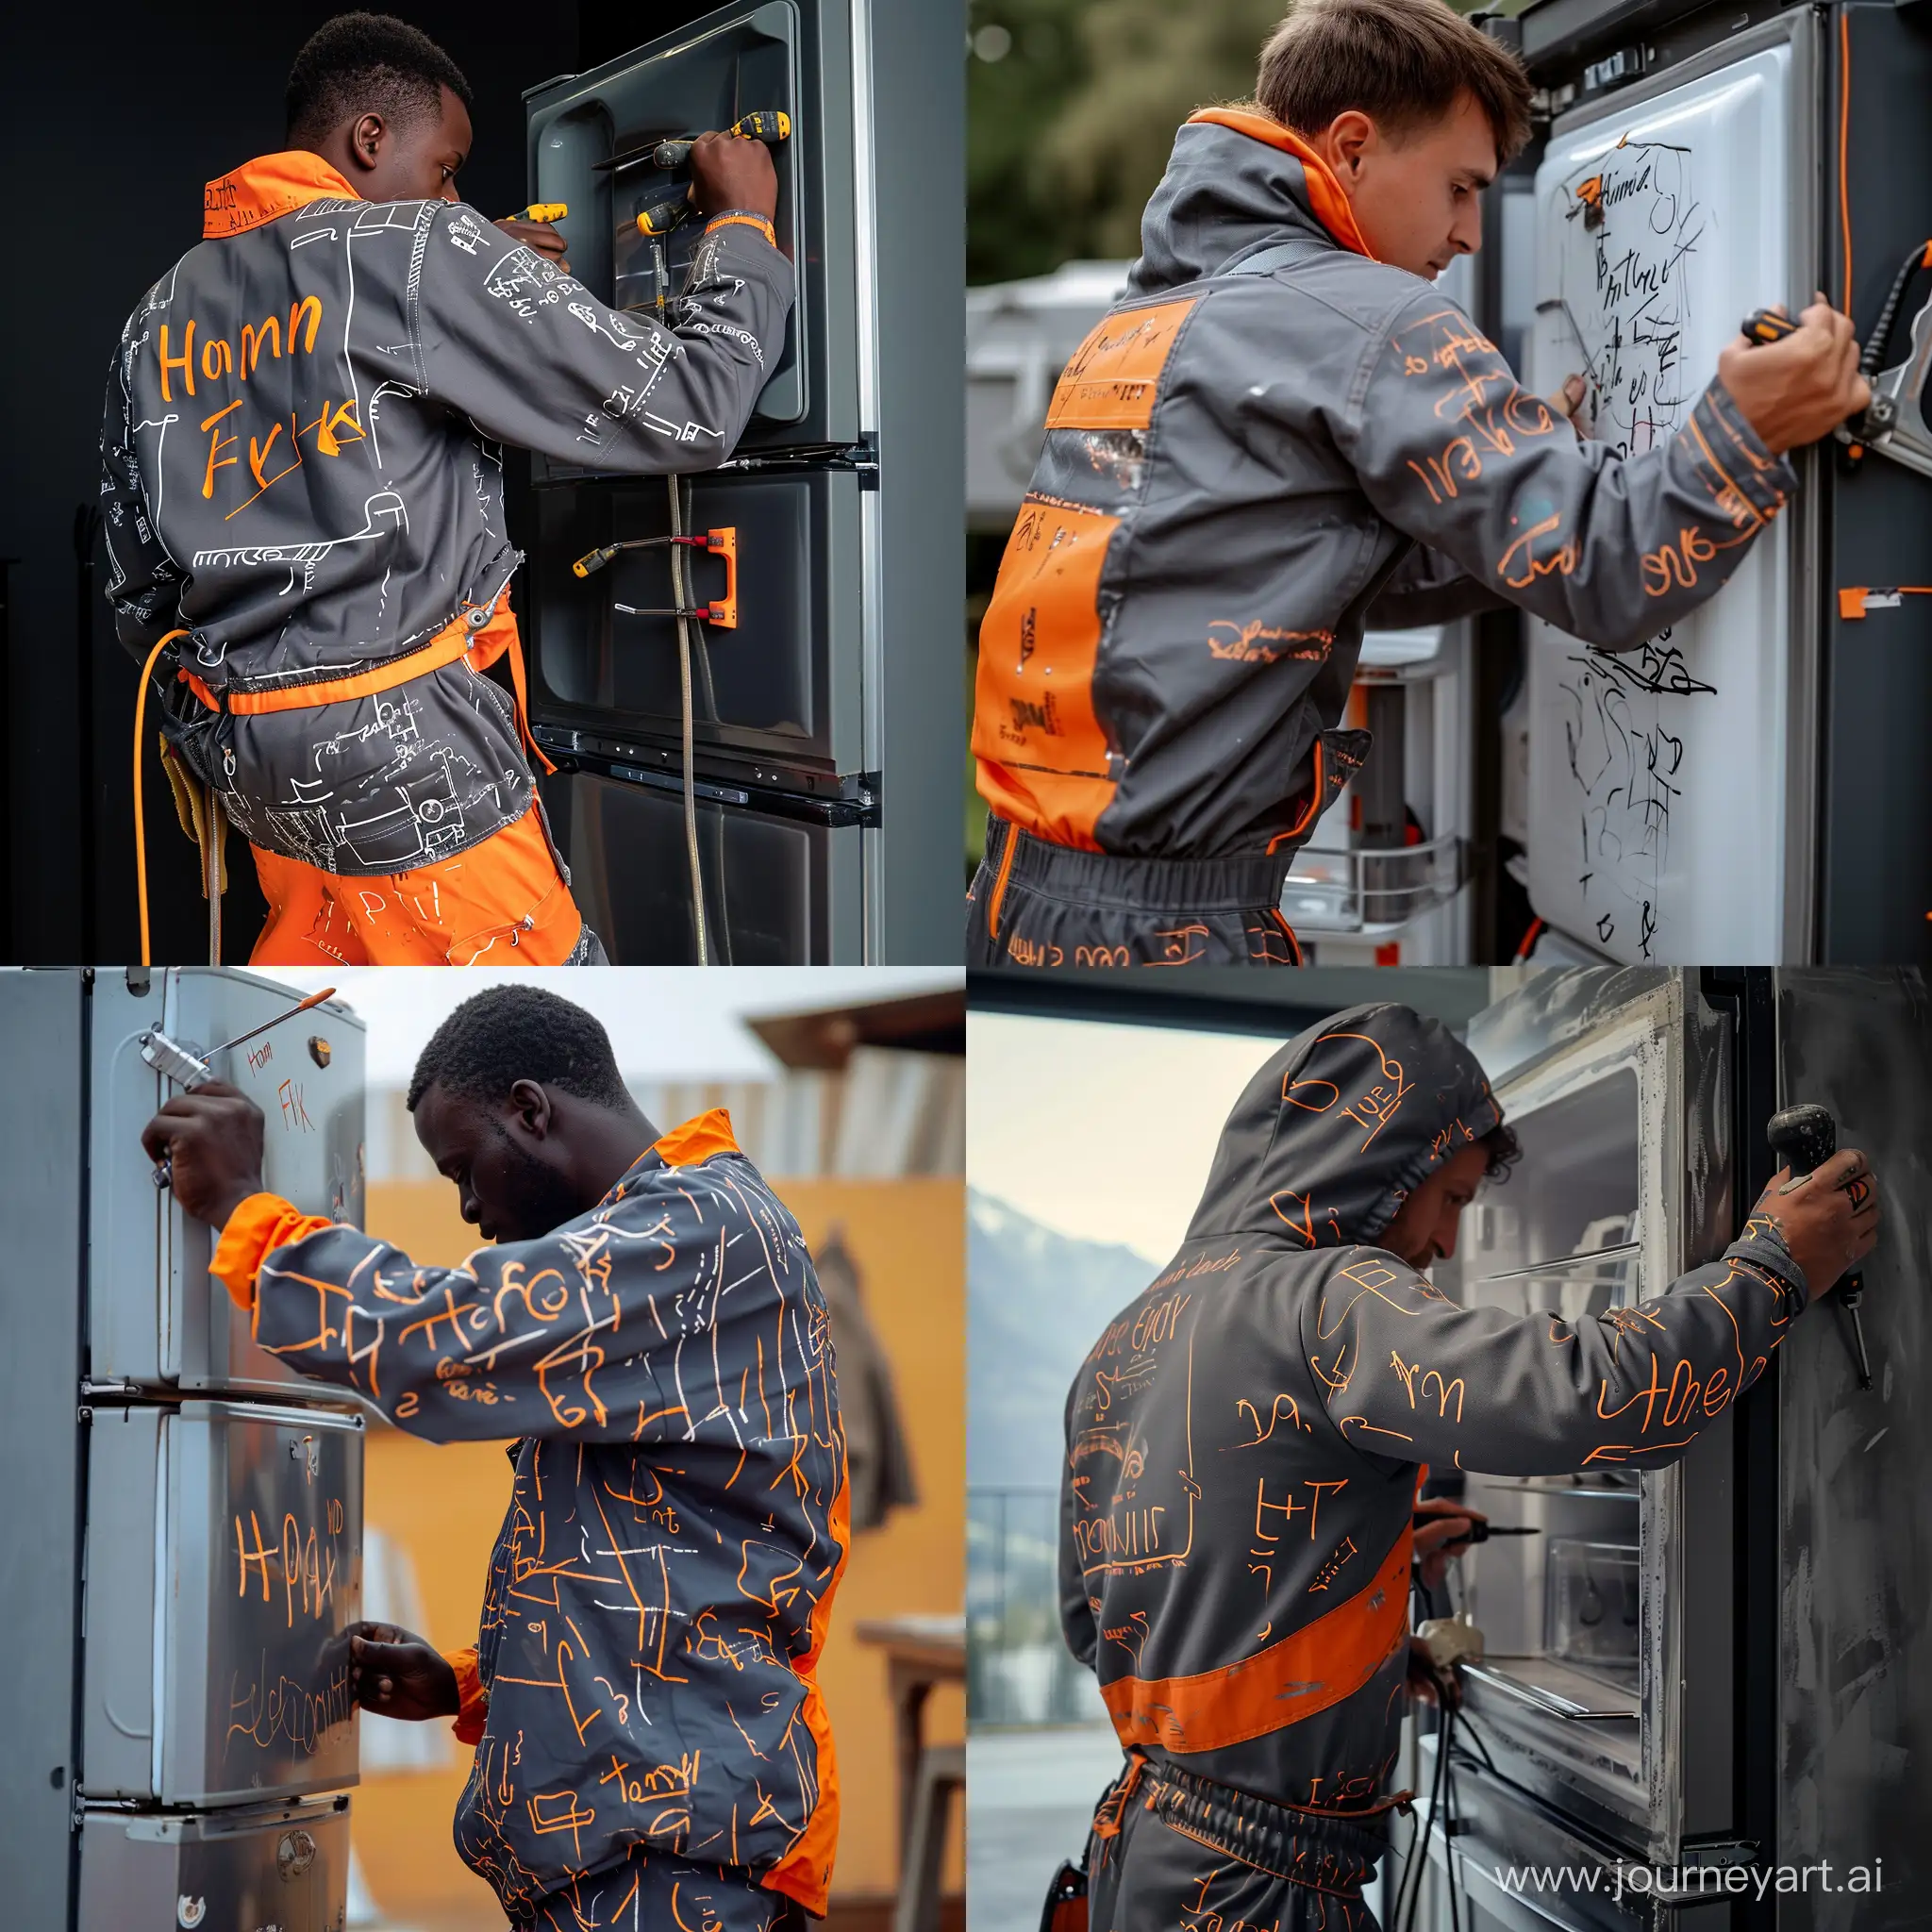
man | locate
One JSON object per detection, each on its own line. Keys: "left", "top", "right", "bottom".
{"left": 103, "top": 13, "right": 790, "bottom": 965}
{"left": 1059, "top": 1003, "right": 1878, "bottom": 1928}
{"left": 143, "top": 986, "right": 847, "bottom": 1929}
{"left": 967, "top": 0, "right": 1871, "bottom": 969}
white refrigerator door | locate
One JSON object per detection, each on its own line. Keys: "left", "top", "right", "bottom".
{"left": 1524, "top": 35, "right": 1801, "bottom": 962}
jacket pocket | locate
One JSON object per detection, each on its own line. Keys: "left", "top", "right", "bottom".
{"left": 1275, "top": 726, "right": 1373, "bottom": 847}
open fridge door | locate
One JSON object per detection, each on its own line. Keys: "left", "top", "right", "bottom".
{"left": 1524, "top": 20, "right": 1816, "bottom": 964}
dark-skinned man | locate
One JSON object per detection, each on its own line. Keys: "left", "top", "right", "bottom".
{"left": 143, "top": 986, "right": 848, "bottom": 1930}
{"left": 1060, "top": 1004, "right": 1878, "bottom": 1930}
{"left": 104, "top": 13, "right": 789, "bottom": 965}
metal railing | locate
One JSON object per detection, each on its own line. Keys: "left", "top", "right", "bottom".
{"left": 967, "top": 1486, "right": 1104, "bottom": 1726}
{"left": 1284, "top": 830, "right": 1469, "bottom": 935}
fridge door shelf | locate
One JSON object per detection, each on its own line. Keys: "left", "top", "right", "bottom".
{"left": 81, "top": 1402, "right": 362, "bottom": 1807}
{"left": 78, "top": 1794, "right": 351, "bottom": 1932}
{"left": 1282, "top": 830, "right": 1468, "bottom": 934}
{"left": 88, "top": 970, "right": 366, "bottom": 1399}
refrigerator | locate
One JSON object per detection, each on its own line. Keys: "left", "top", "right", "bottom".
{"left": 1499, "top": 0, "right": 1932, "bottom": 966}
{"left": 1393, "top": 966, "right": 1932, "bottom": 1930}
{"left": 519, "top": 0, "right": 963, "bottom": 963}
{"left": 1, "top": 968, "right": 367, "bottom": 1931}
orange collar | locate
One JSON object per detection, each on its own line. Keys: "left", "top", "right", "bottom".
{"left": 650, "top": 1108, "right": 742, "bottom": 1171}
{"left": 1186, "top": 108, "right": 1377, "bottom": 261}
{"left": 203, "top": 151, "right": 360, "bottom": 240}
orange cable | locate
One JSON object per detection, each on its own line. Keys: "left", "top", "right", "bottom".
{"left": 134, "top": 628, "right": 190, "bottom": 968}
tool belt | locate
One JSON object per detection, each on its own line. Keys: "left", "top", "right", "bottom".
{"left": 1041, "top": 1750, "right": 1414, "bottom": 1930}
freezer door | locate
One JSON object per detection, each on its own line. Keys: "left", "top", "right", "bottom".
{"left": 1773, "top": 970, "right": 1932, "bottom": 1924}
{"left": 88, "top": 969, "right": 366, "bottom": 1396}
{"left": 81, "top": 1402, "right": 361, "bottom": 1807}
{"left": 525, "top": 0, "right": 851, "bottom": 458}
{"left": 1523, "top": 18, "right": 1816, "bottom": 963}
{"left": 78, "top": 1794, "right": 351, "bottom": 1932}
{"left": 1447, "top": 970, "right": 1738, "bottom": 1859}
{"left": 545, "top": 766, "right": 863, "bottom": 962}
{"left": 526, "top": 467, "right": 863, "bottom": 775}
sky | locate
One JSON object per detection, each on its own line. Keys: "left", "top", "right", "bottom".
{"left": 251, "top": 966, "right": 962, "bottom": 1087}
{"left": 966, "top": 1011, "right": 1285, "bottom": 1265}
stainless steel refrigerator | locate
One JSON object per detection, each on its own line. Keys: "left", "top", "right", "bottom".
{"left": 519, "top": 0, "right": 963, "bottom": 962}
{"left": 1492, "top": 0, "right": 1932, "bottom": 965}
{"left": 1395, "top": 967, "right": 1932, "bottom": 1930}
{"left": 2, "top": 967, "right": 367, "bottom": 1930}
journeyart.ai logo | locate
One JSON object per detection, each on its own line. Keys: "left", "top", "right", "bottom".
{"left": 1491, "top": 1860, "right": 1885, "bottom": 1906}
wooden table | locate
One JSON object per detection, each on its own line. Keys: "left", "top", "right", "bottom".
{"left": 854, "top": 1613, "right": 967, "bottom": 1870}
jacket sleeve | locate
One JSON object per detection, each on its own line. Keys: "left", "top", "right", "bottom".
{"left": 416, "top": 202, "right": 795, "bottom": 474}
{"left": 1059, "top": 1378, "right": 1100, "bottom": 1669}
{"left": 99, "top": 330, "right": 187, "bottom": 664}
{"left": 245, "top": 1192, "right": 719, "bottom": 1445}
{"left": 1334, "top": 291, "right": 1797, "bottom": 654}
{"left": 1363, "top": 541, "right": 1510, "bottom": 629}
{"left": 1302, "top": 1215, "right": 1809, "bottom": 1474}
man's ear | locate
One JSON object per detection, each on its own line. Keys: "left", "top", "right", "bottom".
{"left": 508, "top": 1078, "right": 555, "bottom": 1140}
{"left": 1325, "top": 109, "right": 1375, "bottom": 185}
{"left": 347, "top": 111, "right": 388, "bottom": 173}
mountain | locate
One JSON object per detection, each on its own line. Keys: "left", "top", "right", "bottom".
{"left": 968, "top": 1190, "right": 1161, "bottom": 1490}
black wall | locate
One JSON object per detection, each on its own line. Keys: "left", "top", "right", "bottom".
{"left": 0, "top": 6, "right": 749, "bottom": 962}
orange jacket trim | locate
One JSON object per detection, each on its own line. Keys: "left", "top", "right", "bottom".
{"left": 760, "top": 1458, "right": 852, "bottom": 1915}
{"left": 211, "top": 1191, "right": 336, "bottom": 1314}
{"left": 443, "top": 1645, "right": 490, "bottom": 1746}
{"left": 1185, "top": 108, "right": 1377, "bottom": 261}
{"left": 204, "top": 151, "right": 360, "bottom": 240}
{"left": 707, "top": 211, "right": 777, "bottom": 248}
{"left": 651, "top": 1108, "right": 742, "bottom": 1168}
{"left": 1101, "top": 1526, "right": 1413, "bottom": 1755}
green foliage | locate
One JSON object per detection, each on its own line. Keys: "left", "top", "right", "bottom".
{"left": 967, "top": 0, "right": 1500, "bottom": 286}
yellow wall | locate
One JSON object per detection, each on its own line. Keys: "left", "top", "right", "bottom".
{"left": 354, "top": 1173, "right": 963, "bottom": 1922}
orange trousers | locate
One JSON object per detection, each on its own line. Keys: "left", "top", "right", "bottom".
{"left": 248, "top": 807, "right": 587, "bottom": 965}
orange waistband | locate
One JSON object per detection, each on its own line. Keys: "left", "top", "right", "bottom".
{"left": 176, "top": 601, "right": 555, "bottom": 773}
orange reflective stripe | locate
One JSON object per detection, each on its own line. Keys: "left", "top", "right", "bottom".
{"left": 1186, "top": 109, "right": 1377, "bottom": 261}
{"left": 651, "top": 1108, "right": 741, "bottom": 1168}
{"left": 1269, "top": 739, "right": 1326, "bottom": 854}
{"left": 986, "top": 821, "right": 1019, "bottom": 940}
{"left": 1045, "top": 297, "right": 1199, "bottom": 432}
{"left": 972, "top": 498, "right": 1122, "bottom": 850}
{"left": 496, "top": 616, "right": 558, "bottom": 774}
{"left": 176, "top": 669, "right": 223, "bottom": 710}
{"left": 1101, "top": 1528, "right": 1412, "bottom": 1755}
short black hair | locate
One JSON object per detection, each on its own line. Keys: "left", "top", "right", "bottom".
{"left": 286, "top": 12, "right": 474, "bottom": 144}
{"left": 1480, "top": 1119, "right": 1522, "bottom": 1183}
{"left": 408, "top": 986, "right": 633, "bottom": 1113}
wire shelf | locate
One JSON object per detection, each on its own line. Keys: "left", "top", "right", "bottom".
{"left": 1283, "top": 831, "right": 1469, "bottom": 934}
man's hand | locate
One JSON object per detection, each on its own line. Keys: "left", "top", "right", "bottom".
{"left": 345, "top": 1623, "right": 460, "bottom": 1722}
{"left": 1548, "top": 373, "right": 1591, "bottom": 441}
{"left": 688, "top": 128, "right": 778, "bottom": 223}
{"left": 1716, "top": 296, "right": 1872, "bottom": 455}
{"left": 1414, "top": 1496, "right": 1487, "bottom": 1590}
{"left": 140, "top": 1082, "right": 265, "bottom": 1230}
{"left": 494, "top": 218, "right": 570, "bottom": 275}
{"left": 1752, "top": 1147, "right": 1880, "bottom": 1301}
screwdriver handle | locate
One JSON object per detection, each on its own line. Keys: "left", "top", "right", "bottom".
{"left": 1740, "top": 307, "right": 1802, "bottom": 345}
{"left": 511, "top": 203, "right": 569, "bottom": 225}
{"left": 652, "top": 110, "right": 791, "bottom": 171}
{"left": 636, "top": 191, "right": 693, "bottom": 239}
{"left": 1767, "top": 1104, "right": 1871, "bottom": 1355}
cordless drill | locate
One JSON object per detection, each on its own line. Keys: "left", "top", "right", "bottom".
{"left": 1766, "top": 1103, "right": 1874, "bottom": 1389}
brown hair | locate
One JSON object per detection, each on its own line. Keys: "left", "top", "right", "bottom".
{"left": 1255, "top": 0, "right": 1534, "bottom": 164}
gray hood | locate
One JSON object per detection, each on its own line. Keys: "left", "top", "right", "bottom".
{"left": 1127, "top": 118, "right": 1340, "bottom": 295}
{"left": 1187, "top": 1002, "right": 1503, "bottom": 1246}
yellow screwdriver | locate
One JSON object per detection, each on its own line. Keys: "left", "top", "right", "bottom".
{"left": 651, "top": 110, "right": 791, "bottom": 170}
{"left": 508, "top": 202, "right": 569, "bottom": 224}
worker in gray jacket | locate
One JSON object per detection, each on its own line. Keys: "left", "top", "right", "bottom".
{"left": 102, "top": 12, "right": 791, "bottom": 965}
{"left": 968, "top": 0, "right": 1870, "bottom": 969}
{"left": 1058, "top": 1002, "right": 1877, "bottom": 1928}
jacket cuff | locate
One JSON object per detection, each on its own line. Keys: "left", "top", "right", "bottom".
{"left": 706, "top": 209, "right": 777, "bottom": 248}
{"left": 445, "top": 1646, "right": 489, "bottom": 1744}
{"left": 1727, "top": 1215, "right": 1810, "bottom": 1322}
{"left": 1686, "top": 379, "right": 1800, "bottom": 525}
{"left": 210, "top": 1192, "right": 334, "bottom": 1312}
